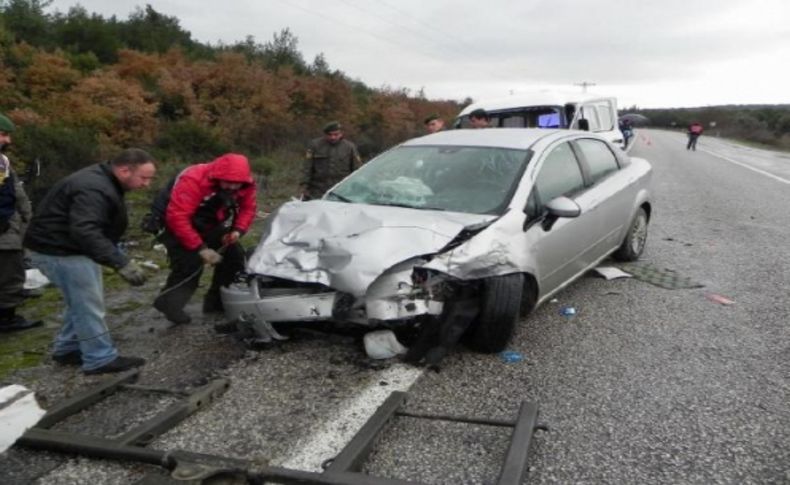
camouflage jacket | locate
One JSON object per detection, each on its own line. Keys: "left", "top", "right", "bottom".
{"left": 302, "top": 137, "right": 362, "bottom": 197}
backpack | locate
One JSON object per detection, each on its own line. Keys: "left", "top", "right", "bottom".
{"left": 140, "top": 176, "right": 177, "bottom": 234}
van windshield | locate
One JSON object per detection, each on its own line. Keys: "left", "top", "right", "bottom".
{"left": 454, "top": 105, "right": 565, "bottom": 129}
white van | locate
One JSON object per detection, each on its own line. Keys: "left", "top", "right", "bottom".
{"left": 454, "top": 90, "right": 625, "bottom": 148}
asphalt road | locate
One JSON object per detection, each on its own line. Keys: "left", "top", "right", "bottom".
{"left": 2, "top": 129, "right": 788, "bottom": 484}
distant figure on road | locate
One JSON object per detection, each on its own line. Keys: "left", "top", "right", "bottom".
{"left": 687, "top": 121, "right": 704, "bottom": 151}
{"left": 301, "top": 121, "right": 362, "bottom": 200}
{"left": 619, "top": 118, "right": 634, "bottom": 148}
{"left": 424, "top": 114, "right": 445, "bottom": 134}
{"left": 468, "top": 109, "right": 490, "bottom": 129}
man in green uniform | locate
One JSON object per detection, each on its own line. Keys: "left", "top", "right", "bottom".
{"left": 300, "top": 121, "right": 362, "bottom": 200}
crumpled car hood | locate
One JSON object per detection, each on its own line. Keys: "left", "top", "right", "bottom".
{"left": 247, "top": 200, "right": 496, "bottom": 296}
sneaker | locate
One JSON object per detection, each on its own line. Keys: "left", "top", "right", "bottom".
{"left": 52, "top": 351, "right": 82, "bottom": 366}
{"left": 84, "top": 355, "right": 146, "bottom": 375}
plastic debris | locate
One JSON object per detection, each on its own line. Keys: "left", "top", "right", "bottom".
{"left": 1, "top": 385, "right": 46, "bottom": 452}
{"left": 364, "top": 330, "right": 407, "bottom": 359}
{"left": 500, "top": 350, "right": 523, "bottom": 363}
{"left": 139, "top": 260, "right": 160, "bottom": 270}
{"left": 559, "top": 306, "right": 577, "bottom": 318}
{"left": 594, "top": 266, "right": 633, "bottom": 280}
{"left": 705, "top": 293, "right": 735, "bottom": 306}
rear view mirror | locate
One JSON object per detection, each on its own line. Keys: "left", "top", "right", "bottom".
{"left": 545, "top": 196, "right": 581, "bottom": 218}
{"left": 577, "top": 119, "right": 590, "bottom": 131}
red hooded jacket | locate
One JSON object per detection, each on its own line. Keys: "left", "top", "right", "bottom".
{"left": 165, "top": 153, "right": 257, "bottom": 251}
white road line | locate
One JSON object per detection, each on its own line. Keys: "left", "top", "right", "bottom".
{"left": 273, "top": 363, "right": 424, "bottom": 472}
{"left": 701, "top": 148, "right": 790, "bottom": 186}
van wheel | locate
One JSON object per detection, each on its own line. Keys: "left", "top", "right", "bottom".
{"left": 613, "top": 208, "right": 648, "bottom": 262}
{"left": 466, "top": 274, "right": 524, "bottom": 353}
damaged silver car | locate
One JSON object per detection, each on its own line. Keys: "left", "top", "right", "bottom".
{"left": 222, "top": 128, "right": 651, "bottom": 353}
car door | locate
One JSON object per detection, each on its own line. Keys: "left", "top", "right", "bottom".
{"left": 524, "top": 140, "right": 601, "bottom": 296}
{"left": 573, "top": 137, "right": 639, "bottom": 256}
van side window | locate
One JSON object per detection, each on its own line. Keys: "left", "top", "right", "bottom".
{"left": 575, "top": 138, "right": 620, "bottom": 183}
{"left": 580, "top": 105, "right": 602, "bottom": 132}
{"left": 594, "top": 100, "right": 614, "bottom": 130}
{"left": 526, "top": 142, "right": 584, "bottom": 218}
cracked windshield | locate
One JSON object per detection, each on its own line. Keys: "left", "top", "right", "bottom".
{"left": 328, "top": 145, "right": 531, "bottom": 214}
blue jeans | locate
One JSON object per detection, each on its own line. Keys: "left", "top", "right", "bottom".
{"left": 28, "top": 252, "right": 118, "bottom": 371}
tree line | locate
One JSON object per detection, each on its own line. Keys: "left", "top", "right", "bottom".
{"left": 0, "top": 0, "right": 461, "bottom": 200}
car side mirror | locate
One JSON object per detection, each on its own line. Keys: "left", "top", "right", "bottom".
{"left": 541, "top": 196, "right": 581, "bottom": 231}
{"left": 577, "top": 118, "right": 590, "bottom": 131}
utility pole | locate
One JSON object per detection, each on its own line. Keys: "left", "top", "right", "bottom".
{"left": 574, "top": 81, "right": 596, "bottom": 93}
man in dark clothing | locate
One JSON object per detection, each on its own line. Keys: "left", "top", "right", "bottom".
{"left": 687, "top": 122, "right": 703, "bottom": 150}
{"left": 301, "top": 121, "right": 362, "bottom": 200}
{"left": 468, "top": 108, "right": 490, "bottom": 129}
{"left": 0, "top": 113, "right": 42, "bottom": 332}
{"left": 153, "top": 153, "right": 257, "bottom": 325}
{"left": 24, "top": 148, "right": 155, "bottom": 375}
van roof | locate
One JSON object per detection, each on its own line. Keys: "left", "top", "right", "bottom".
{"left": 458, "top": 90, "right": 614, "bottom": 116}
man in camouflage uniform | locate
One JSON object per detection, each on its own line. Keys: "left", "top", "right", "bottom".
{"left": 0, "top": 113, "right": 42, "bottom": 332}
{"left": 301, "top": 121, "right": 362, "bottom": 200}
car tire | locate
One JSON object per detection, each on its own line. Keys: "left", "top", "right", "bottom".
{"left": 613, "top": 207, "right": 648, "bottom": 262}
{"left": 466, "top": 273, "right": 524, "bottom": 353}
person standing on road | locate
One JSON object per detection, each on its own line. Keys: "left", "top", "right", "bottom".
{"left": 687, "top": 121, "right": 704, "bottom": 151}
{"left": 24, "top": 148, "right": 156, "bottom": 375}
{"left": 300, "top": 121, "right": 362, "bottom": 200}
{"left": 153, "top": 153, "right": 257, "bottom": 325}
{"left": 0, "top": 113, "right": 42, "bottom": 333}
{"left": 424, "top": 114, "right": 446, "bottom": 134}
{"left": 468, "top": 108, "right": 490, "bottom": 129}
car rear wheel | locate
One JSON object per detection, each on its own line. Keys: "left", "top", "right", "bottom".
{"left": 613, "top": 207, "right": 648, "bottom": 262}
{"left": 466, "top": 273, "right": 524, "bottom": 353}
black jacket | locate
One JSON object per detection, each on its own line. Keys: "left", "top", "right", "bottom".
{"left": 24, "top": 162, "right": 130, "bottom": 269}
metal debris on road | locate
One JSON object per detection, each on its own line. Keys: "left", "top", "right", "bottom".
{"left": 618, "top": 263, "right": 704, "bottom": 289}
{"left": 593, "top": 266, "right": 633, "bottom": 280}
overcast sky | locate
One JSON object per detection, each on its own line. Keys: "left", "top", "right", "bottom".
{"left": 47, "top": 0, "right": 790, "bottom": 109}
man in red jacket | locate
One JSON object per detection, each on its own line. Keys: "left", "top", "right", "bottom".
{"left": 153, "top": 153, "right": 257, "bottom": 324}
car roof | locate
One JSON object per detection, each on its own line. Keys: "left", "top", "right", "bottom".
{"left": 457, "top": 90, "right": 615, "bottom": 116}
{"left": 404, "top": 127, "right": 576, "bottom": 150}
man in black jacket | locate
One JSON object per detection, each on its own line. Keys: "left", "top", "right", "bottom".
{"left": 25, "top": 148, "right": 156, "bottom": 375}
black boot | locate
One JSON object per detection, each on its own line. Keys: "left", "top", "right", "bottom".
{"left": 0, "top": 307, "right": 43, "bottom": 332}
{"left": 202, "top": 288, "right": 224, "bottom": 314}
{"left": 153, "top": 285, "right": 194, "bottom": 325}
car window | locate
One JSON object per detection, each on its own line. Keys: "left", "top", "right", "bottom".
{"left": 593, "top": 100, "right": 614, "bottom": 130}
{"left": 525, "top": 142, "right": 584, "bottom": 218}
{"left": 330, "top": 145, "right": 531, "bottom": 215}
{"left": 575, "top": 138, "right": 620, "bottom": 183}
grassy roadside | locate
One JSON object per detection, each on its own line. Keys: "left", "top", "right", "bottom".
{"left": 0, "top": 153, "right": 300, "bottom": 382}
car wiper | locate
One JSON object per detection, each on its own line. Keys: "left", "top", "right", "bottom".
{"left": 371, "top": 201, "right": 446, "bottom": 211}
{"left": 326, "top": 191, "right": 352, "bottom": 202}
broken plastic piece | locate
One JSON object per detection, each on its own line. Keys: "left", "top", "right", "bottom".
{"left": 559, "top": 306, "right": 577, "bottom": 318}
{"left": 594, "top": 266, "right": 633, "bottom": 280}
{"left": 500, "top": 350, "right": 523, "bottom": 363}
{"left": 364, "top": 330, "right": 407, "bottom": 359}
{"left": 705, "top": 293, "right": 734, "bottom": 306}
{"left": 0, "top": 385, "right": 46, "bottom": 452}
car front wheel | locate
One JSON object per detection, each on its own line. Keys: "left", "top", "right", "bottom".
{"left": 466, "top": 273, "right": 524, "bottom": 353}
{"left": 613, "top": 207, "right": 648, "bottom": 261}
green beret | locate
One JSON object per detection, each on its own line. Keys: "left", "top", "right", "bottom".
{"left": 323, "top": 121, "right": 342, "bottom": 133}
{"left": 0, "top": 114, "right": 15, "bottom": 133}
